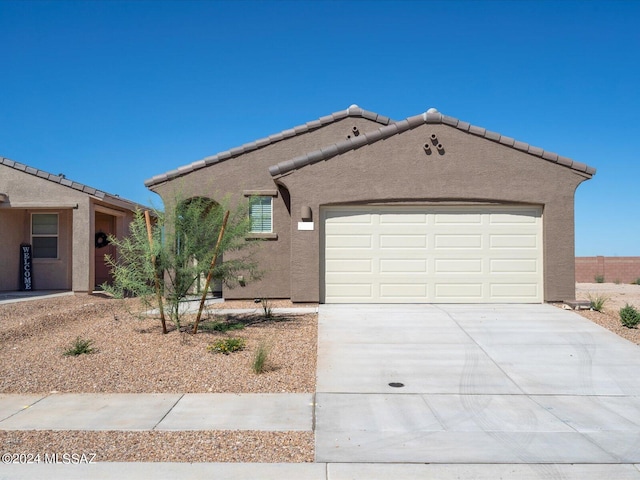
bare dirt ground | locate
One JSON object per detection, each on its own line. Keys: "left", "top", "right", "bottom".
{"left": 574, "top": 282, "right": 640, "bottom": 345}
{"left": 0, "top": 294, "right": 317, "bottom": 462}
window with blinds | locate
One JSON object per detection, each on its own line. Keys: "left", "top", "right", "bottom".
{"left": 32, "top": 213, "right": 59, "bottom": 258}
{"left": 249, "top": 196, "right": 272, "bottom": 233}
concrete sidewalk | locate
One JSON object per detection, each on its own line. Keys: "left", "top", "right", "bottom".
{"left": 0, "top": 290, "right": 72, "bottom": 305}
{"left": 145, "top": 298, "right": 318, "bottom": 316}
{"left": 0, "top": 393, "right": 313, "bottom": 431}
{"left": 3, "top": 462, "right": 640, "bottom": 479}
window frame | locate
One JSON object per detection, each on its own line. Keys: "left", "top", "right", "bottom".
{"left": 31, "top": 212, "right": 59, "bottom": 259}
{"left": 243, "top": 190, "right": 278, "bottom": 240}
{"left": 249, "top": 195, "right": 273, "bottom": 233}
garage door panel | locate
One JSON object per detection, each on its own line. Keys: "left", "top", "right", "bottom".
{"left": 435, "top": 234, "right": 483, "bottom": 249}
{"left": 380, "top": 235, "right": 427, "bottom": 249}
{"left": 326, "top": 235, "right": 372, "bottom": 248}
{"left": 325, "top": 212, "right": 373, "bottom": 223}
{"left": 490, "top": 283, "right": 539, "bottom": 299}
{"left": 490, "top": 234, "right": 537, "bottom": 249}
{"left": 490, "top": 210, "right": 540, "bottom": 224}
{"left": 325, "top": 259, "right": 373, "bottom": 273}
{"left": 491, "top": 259, "right": 538, "bottom": 273}
{"left": 379, "top": 213, "right": 427, "bottom": 224}
{"left": 435, "top": 258, "right": 483, "bottom": 273}
{"left": 379, "top": 258, "right": 428, "bottom": 273}
{"left": 435, "top": 283, "right": 484, "bottom": 299}
{"left": 323, "top": 206, "right": 542, "bottom": 303}
{"left": 380, "top": 283, "right": 428, "bottom": 298}
{"left": 325, "top": 283, "right": 372, "bottom": 299}
{"left": 434, "top": 213, "right": 482, "bottom": 224}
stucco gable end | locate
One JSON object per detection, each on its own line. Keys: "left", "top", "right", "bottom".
{"left": 267, "top": 108, "right": 596, "bottom": 179}
{"left": 145, "top": 105, "right": 394, "bottom": 187}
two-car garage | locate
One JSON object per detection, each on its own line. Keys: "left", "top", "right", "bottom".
{"left": 323, "top": 205, "right": 543, "bottom": 303}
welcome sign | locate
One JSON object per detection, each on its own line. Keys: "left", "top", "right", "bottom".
{"left": 20, "top": 243, "right": 33, "bottom": 291}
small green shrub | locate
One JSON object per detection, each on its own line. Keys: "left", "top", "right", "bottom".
{"left": 595, "top": 275, "right": 605, "bottom": 283}
{"left": 63, "top": 337, "right": 95, "bottom": 356}
{"left": 199, "top": 320, "right": 245, "bottom": 333}
{"left": 261, "top": 297, "right": 273, "bottom": 318}
{"left": 252, "top": 340, "right": 272, "bottom": 374}
{"left": 207, "top": 337, "right": 246, "bottom": 355}
{"left": 614, "top": 279, "right": 621, "bottom": 285}
{"left": 620, "top": 304, "right": 640, "bottom": 328}
{"left": 588, "top": 294, "right": 608, "bottom": 312}
{"left": 634, "top": 278, "right": 640, "bottom": 285}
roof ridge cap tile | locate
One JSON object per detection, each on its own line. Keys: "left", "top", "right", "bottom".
{"left": 268, "top": 109, "right": 596, "bottom": 178}
{"left": 145, "top": 106, "right": 394, "bottom": 187}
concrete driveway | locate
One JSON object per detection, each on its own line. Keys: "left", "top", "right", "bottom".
{"left": 315, "top": 304, "right": 640, "bottom": 465}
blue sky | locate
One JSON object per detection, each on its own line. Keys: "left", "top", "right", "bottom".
{"left": 1, "top": 0, "right": 638, "bottom": 256}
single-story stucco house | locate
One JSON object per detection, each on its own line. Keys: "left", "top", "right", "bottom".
{"left": 0, "top": 157, "right": 146, "bottom": 293}
{"left": 145, "top": 105, "right": 596, "bottom": 304}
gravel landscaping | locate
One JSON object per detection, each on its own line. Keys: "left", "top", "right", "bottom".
{"left": 575, "top": 282, "right": 640, "bottom": 345}
{"left": 0, "top": 430, "right": 314, "bottom": 463}
{"left": 0, "top": 295, "right": 317, "bottom": 394}
{"left": 2, "top": 284, "right": 640, "bottom": 463}
{"left": 0, "top": 294, "right": 317, "bottom": 462}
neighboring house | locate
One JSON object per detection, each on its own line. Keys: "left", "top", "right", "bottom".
{"left": 0, "top": 157, "right": 145, "bottom": 293}
{"left": 145, "top": 105, "right": 596, "bottom": 304}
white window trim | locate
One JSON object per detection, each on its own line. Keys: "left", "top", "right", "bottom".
{"left": 31, "top": 212, "right": 59, "bottom": 259}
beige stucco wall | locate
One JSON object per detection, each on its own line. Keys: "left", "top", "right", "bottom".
{"left": 0, "top": 164, "right": 138, "bottom": 292}
{"left": 150, "top": 117, "right": 383, "bottom": 300}
{"left": 0, "top": 209, "right": 25, "bottom": 290}
{"left": 149, "top": 120, "right": 590, "bottom": 303}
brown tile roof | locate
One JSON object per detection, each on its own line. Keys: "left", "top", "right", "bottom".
{"left": 144, "top": 105, "right": 393, "bottom": 187}
{"left": 0, "top": 156, "right": 147, "bottom": 210}
{"left": 268, "top": 108, "right": 597, "bottom": 177}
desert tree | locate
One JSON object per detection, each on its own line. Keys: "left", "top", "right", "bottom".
{"left": 103, "top": 194, "right": 259, "bottom": 331}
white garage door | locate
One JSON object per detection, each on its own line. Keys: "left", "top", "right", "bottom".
{"left": 323, "top": 206, "right": 543, "bottom": 303}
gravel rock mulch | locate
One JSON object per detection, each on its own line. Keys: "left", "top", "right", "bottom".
{"left": 574, "top": 283, "right": 640, "bottom": 346}
{"left": 0, "top": 430, "right": 314, "bottom": 463}
{"left": 0, "top": 295, "right": 317, "bottom": 394}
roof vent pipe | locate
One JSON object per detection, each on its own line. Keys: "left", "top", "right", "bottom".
{"left": 430, "top": 134, "right": 438, "bottom": 145}
{"left": 437, "top": 144, "right": 445, "bottom": 154}
{"left": 423, "top": 143, "right": 432, "bottom": 154}
{"left": 352, "top": 126, "right": 360, "bottom": 137}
